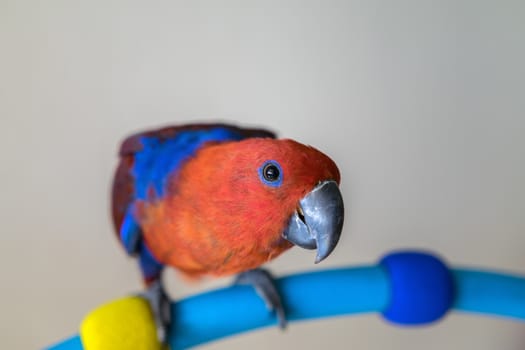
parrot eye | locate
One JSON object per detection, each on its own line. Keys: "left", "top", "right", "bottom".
{"left": 259, "top": 161, "right": 283, "bottom": 187}
{"left": 264, "top": 164, "right": 280, "bottom": 181}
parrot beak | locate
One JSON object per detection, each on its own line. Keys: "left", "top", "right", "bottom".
{"left": 283, "top": 180, "right": 344, "bottom": 263}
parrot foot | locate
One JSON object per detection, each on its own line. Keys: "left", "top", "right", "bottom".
{"left": 235, "top": 268, "right": 286, "bottom": 329}
{"left": 141, "top": 280, "right": 171, "bottom": 344}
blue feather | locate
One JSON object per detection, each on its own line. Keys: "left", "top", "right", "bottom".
{"left": 120, "top": 209, "right": 142, "bottom": 254}
{"left": 139, "top": 242, "right": 164, "bottom": 282}
{"left": 132, "top": 127, "right": 243, "bottom": 200}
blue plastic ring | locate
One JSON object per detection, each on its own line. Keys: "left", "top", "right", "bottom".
{"left": 380, "top": 251, "right": 455, "bottom": 325}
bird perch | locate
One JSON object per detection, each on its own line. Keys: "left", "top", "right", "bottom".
{"left": 46, "top": 251, "right": 525, "bottom": 350}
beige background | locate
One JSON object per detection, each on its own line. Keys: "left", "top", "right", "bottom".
{"left": 1, "top": 1, "right": 525, "bottom": 349}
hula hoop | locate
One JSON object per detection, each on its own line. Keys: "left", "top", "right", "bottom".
{"left": 46, "top": 251, "right": 525, "bottom": 350}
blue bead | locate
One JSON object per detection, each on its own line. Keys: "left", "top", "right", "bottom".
{"left": 380, "top": 251, "right": 455, "bottom": 325}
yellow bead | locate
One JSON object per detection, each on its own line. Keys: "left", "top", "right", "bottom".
{"left": 80, "top": 296, "right": 166, "bottom": 350}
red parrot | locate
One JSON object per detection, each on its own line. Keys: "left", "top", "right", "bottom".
{"left": 111, "top": 123, "right": 344, "bottom": 341}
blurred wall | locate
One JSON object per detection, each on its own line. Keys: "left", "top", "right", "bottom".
{"left": 1, "top": 1, "right": 524, "bottom": 349}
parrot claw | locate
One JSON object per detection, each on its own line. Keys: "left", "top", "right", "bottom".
{"left": 235, "top": 268, "right": 287, "bottom": 329}
{"left": 140, "top": 280, "right": 171, "bottom": 344}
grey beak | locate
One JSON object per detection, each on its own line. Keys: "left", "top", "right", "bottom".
{"left": 283, "top": 180, "right": 344, "bottom": 263}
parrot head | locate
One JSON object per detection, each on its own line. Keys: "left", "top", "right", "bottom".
{"left": 171, "top": 137, "right": 344, "bottom": 269}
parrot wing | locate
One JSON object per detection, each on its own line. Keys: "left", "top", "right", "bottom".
{"left": 112, "top": 123, "right": 276, "bottom": 255}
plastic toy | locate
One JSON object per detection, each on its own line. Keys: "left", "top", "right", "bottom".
{"left": 46, "top": 250, "right": 525, "bottom": 350}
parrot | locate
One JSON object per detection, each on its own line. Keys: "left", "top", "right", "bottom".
{"left": 111, "top": 123, "right": 344, "bottom": 342}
